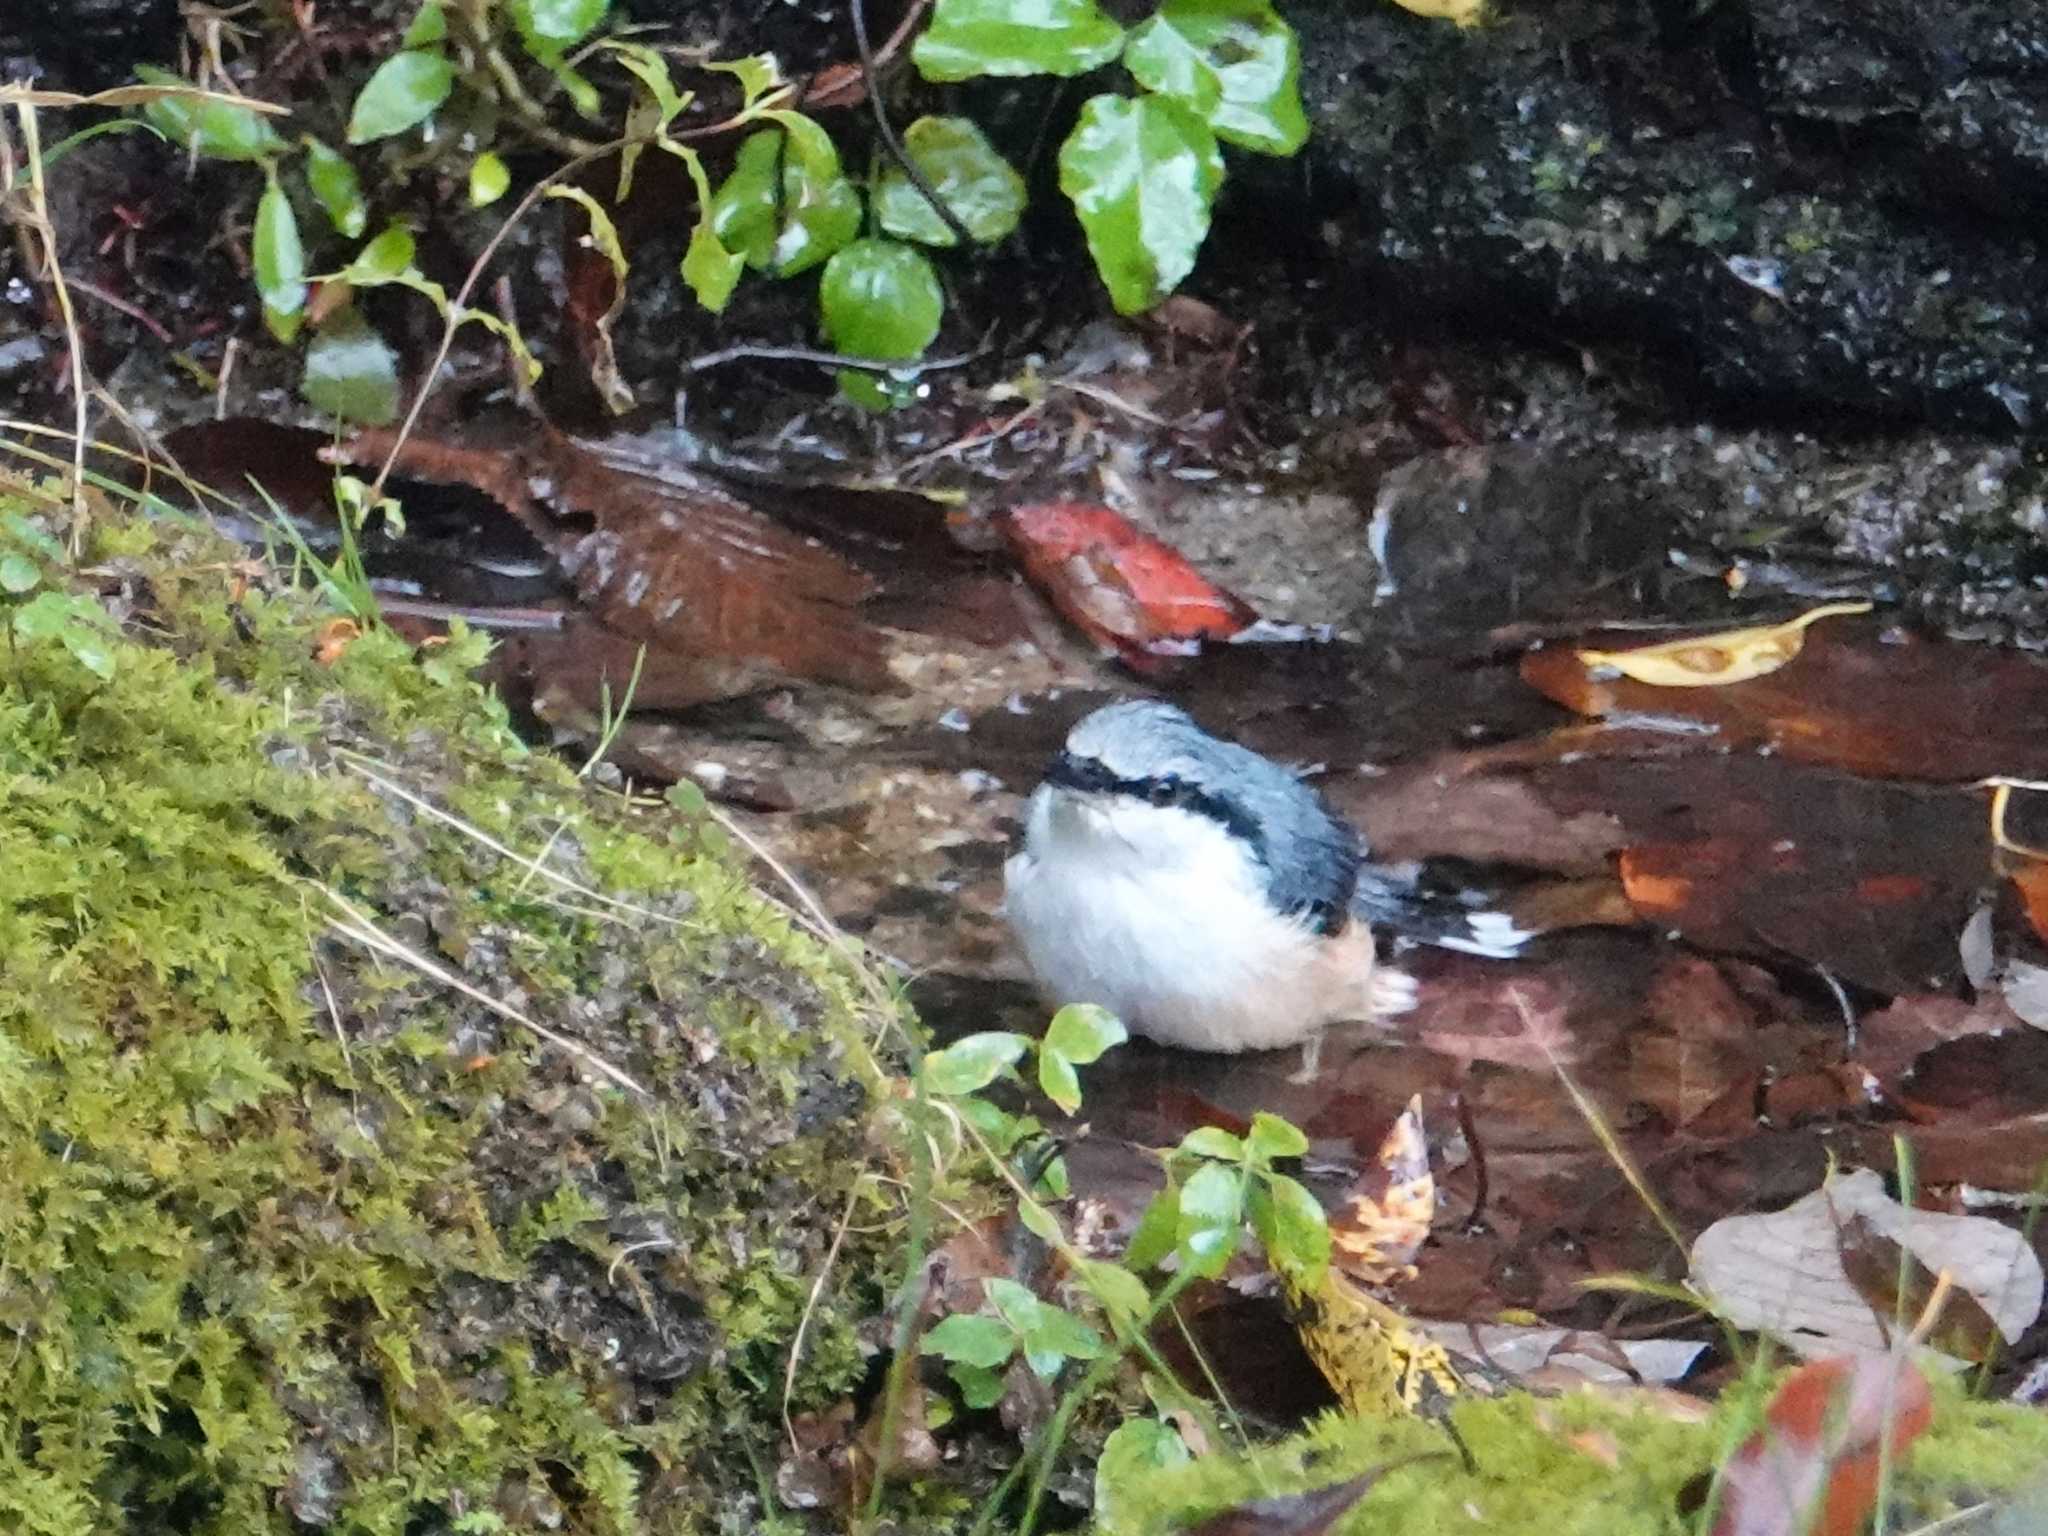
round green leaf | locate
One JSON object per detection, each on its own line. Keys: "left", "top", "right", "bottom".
{"left": 1257, "top": 1173, "right": 1331, "bottom": 1286}
{"left": 511, "top": 0, "right": 609, "bottom": 57}
{"left": 1095, "top": 1419, "right": 1191, "bottom": 1530}
{"left": 136, "top": 67, "right": 286, "bottom": 162}
{"left": 922, "top": 1312, "right": 1017, "bottom": 1369}
{"left": 1079, "top": 1259, "right": 1150, "bottom": 1326}
{"left": 1124, "top": 1183, "right": 1180, "bottom": 1273}
{"left": 1044, "top": 1002, "right": 1127, "bottom": 1066}
{"left": 1059, "top": 93, "right": 1222, "bottom": 315}
{"left": 948, "top": 1360, "right": 1006, "bottom": 1408}
{"left": 254, "top": 174, "right": 307, "bottom": 341}
{"left": 1175, "top": 1160, "right": 1243, "bottom": 1277}
{"left": 469, "top": 150, "right": 511, "bottom": 207}
{"left": 344, "top": 226, "right": 418, "bottom": 284}
{"left": 820, "top": 238, "right": 943, "bottom": 358}
{"left": 301, "top": 308, "right": 401, "bottom": 425}
{"left": 0, "top": 552, "right": 40, "bottom": 594}
{"left": 708, "top": 127, "right": 861, "bottom": 278}
{"left": 914, "top": 0, "right": 1125, "bottom": 81}
{"left": 1124, "top": 0, "right": 1308, "bottom": 155}
{"left": 1177, "top": 1125, "right": 1245, "bottom": 1162}
{"left": 1245, "top": 1110, "right": 1308, "bottom": 1163}
{"left": 921, "top": 1031, "right": 1030, "bottom": 1096}
{"left": 982, "top": 1276, "right": 1046, "bottom": 1334}
{"left": 347, "top": 49, "right": 455, "bottom": 144}
{"left": 1038, "top": 1050, "right": 1082, "bottom": 1115}
{"left": 874, "top": 116, "right": 1027, "bottom": 247}
{"left": 1025, "top": 1305, "right": 1106, "bottom": 1362}
{"left": 302, "top": 137, "right": 367, "bottom": 237}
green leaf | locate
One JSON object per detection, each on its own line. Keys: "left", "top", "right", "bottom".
{"left": 1025, "top": 1304, "right": 1106, "bottom": 1363}
{"left": 1257, "top": 1173, "right": 1331, "bottom": 1287}
{"left": 1245, "top": 1110, "right": 1308, "bottom": 1163}
{"left": 301, "top": 308, "right": 402, "bottom": 425}
{"left": 1123, "top": 0, "right": 1308, "bottom": 155}
{"left": 819, "top": 237, "right": 944, "bottom": 406}
{"left": 469, "top": 150, "right": 511, "bottom": 206}
{"left": 347, "top": 49, "right": 455, "bottom": 144}
{"left": 1059, "top": 93, "right": 1222, "bottom": 314}
{"left": 1175, "top": 1160, "right": 1243, "bottom": 1277}
{"left": 704, "top": 52, "right": 785, "bottom": 109}
{"left": 873, "top": 116, "right": 1027, "bottom": 247}
{"left": 1038, "top": 1049, "right": 1082, "bottom": 1115}
{"left": 302, "top": 137, "right": 368, "bottom": 237}
{"left": 343, "top": 226, "right": 418, "bottom": 283}
{"left": 606, "top": 41, "right": 689, "bottom": 126}
{"left": 1079, "top": 1259, "right": 1150, "bottom": 1326}
{"left": 136, "top": 67, "right": 286, "bottom": 162}
{"left": 922, "top": 1312, "right": 1016, "bottom": 1369}
{"left": 914, "top": 0, "right": 1125, "bottom": 80}
{"left": 949, "top": 1360, "right": 1006, "bottom": 1409}
{"left": 683, "top": 220, "right": 744, "bottom": 312}
{"left": 402, "top": 1, "right": 448, "bottom": 46}
{"left": 1044, "top": 1003, "right": 1127, "bottom": 1065}
{"left": 0, "top": 553, "right": 41, "bottom": 594}
{"left": 1124, "top": 1183, "right": 1180, "bottom": 1272}
{"left": 982, "top": 1277, "right": 1046, "bottom": 1334}
{"left": 254, "top": 174, "right": 307, "bottom": 343}
{"left": 921, "top": 1031, "right": 1031, "bottom": 1095}
{"left": 511, "top": 0, "right": 609, "bottom": 58}
{"left": 11, "top": 590, "right": 118, "bottom": 679}
{"left": 1017, "top": 1198, "right": 1062, "bottom": 1245}
{"left": 1177, "top": 1125, "right": 1244, "bottom": 1162}
{"left": 708, "top": 125, "right": 861, "bottom": 278}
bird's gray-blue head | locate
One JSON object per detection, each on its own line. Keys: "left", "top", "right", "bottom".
{"left": 1039, "top": 699, "right": 1361, "bottom": 933}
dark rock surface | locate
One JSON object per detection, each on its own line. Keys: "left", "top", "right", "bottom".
{"left": 1278, "top": 0, "right": 2048, "bottom": 433}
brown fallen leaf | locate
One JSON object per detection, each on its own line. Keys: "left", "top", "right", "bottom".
{"left": 1329, "top": 1094, "right": 1436, "bottom": 1285}
{"left": 1705, "top": 1351, "right": 1934, "bottom": 1536}
{"left": 1836, "top": 1213, "right": 2007, "bottom": 1364}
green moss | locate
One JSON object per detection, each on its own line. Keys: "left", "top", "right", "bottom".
{"left": 0, "top": 489, "right": 911, "bottom": 1534}
{"left": 1100, "top": 1370, "right": 2048, "bottom": 1536}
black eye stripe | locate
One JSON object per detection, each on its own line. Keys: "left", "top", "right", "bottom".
{"left": 1045, "top": 751, "right": 1265, "bottom": 858}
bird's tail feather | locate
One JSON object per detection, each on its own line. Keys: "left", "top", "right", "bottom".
{"left": 1352, "top": 860, "right": 1534, "bottom": 959}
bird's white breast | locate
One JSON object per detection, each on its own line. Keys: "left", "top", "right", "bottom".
{"left": 1002, "top": 787, "right": 1379, "bottom": 1053}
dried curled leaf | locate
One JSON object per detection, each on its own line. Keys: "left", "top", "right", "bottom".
{"left": 1577, "top": 602, "right": 1871, "bottom": 688}
{"left": 1328, "top": 1094, "right": 1434, "bottom": 1285}
{"left": 1386, "top": 0, "right": 1488, "bottom": 28}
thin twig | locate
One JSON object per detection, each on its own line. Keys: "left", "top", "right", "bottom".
{"left": 65, "top": 276, "right": 175, "bottom": 344}
{"left": 783, "top": 1179, "right": 866, "bottom": 1450}
{"left": 683, "top": 333, "right": 992, "bottom": 376}
{"left": 10, "top": 104, "right": 89, "bottom": 530}
{"left": 849, "top": 0, "right": 971, "bottom": 247}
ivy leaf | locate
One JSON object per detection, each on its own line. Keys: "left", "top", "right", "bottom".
{"left": 469, "top": 151, "right": 511, "bottom": 206}
{"left": 914, "top": 0, "right": 1125, "bottom": 81}
{"left": 708, "top": 125, "right": 861, "bottom": 278}
{"left": 347, "top": 49, "right": 455, "bottom": 144}
{"left": 510, "top": 0, "right": 609, "bottom": 57}
{"left": 1124, "top": 1183, "right": 1180, "bottom": 1272}
{"left": 921, "top": 1031, "right": 1030, "bottom": 1096}
{"left": 949, "top": 1360, "right": 1006, "bottom": 1408}
{"left": 1256, "top": 1173, "right": 1331, "bottom": 1287}
{"left": 923, "top": 1312, "right": 1017, "bottom": 1369}
{"left": 253, "top": 174, "right": 307, "bottom": 343}
{"left": 1044, "top": 1003, "right": 1126, "bottom": 1066}
{"left": 0, "top": 553, "right": 39, "bottom": 594}
{"left": 1175, "top": 1160, "right": 1243, "bottom": 1277}
{"left": 302, "top": 137, "right": 367, "bottom": 237}
{"left": 873, "top": 116, "right": 1027, "bottom": 247}
{"left": 1245, "top": 1110, "right": 1308, "bottom": 1163}
{"left": 819, "top": 238, "right": 943, "bottom": 410}
{"left": 1177, "top": 1125, "right": 1244, "bottom": 1162}
{"left": 136, "top": 67, "right": 286, "bottom": 162}
{"left": 301, "top": 308, "right": 401, "bottom": 425}
{"left": 1124, "top": 0, "right": 1309, "bottom": 155}
{"left": 1060, "top": 93, "right": 1222, "bottom": 314}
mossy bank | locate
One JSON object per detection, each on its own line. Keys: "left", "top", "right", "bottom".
{"left": 0, "top": 480, "right": 909, "bottom": 1535}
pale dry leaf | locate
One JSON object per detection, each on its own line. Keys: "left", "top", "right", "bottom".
{"left": 1690, "top": 1168, "right": 2043, "bottom": 1360}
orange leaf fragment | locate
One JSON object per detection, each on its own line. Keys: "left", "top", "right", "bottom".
{"left": 313, "top": 617, "right": 360, "bottom": 666}
{"left": 1001, "top": 501, "right": 1256, "bottom": 665}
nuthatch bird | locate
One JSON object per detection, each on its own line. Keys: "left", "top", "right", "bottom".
{"left": 1003, "top": 699, "right": 1528, "bottom": 1069}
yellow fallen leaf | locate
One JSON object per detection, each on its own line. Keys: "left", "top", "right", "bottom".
{"left": 1288, "top": 1267, "right": 1465, "bottom": 1418}
{"left": 1576, "top": 601, "right": 1871, "bottom": 688}
{"left": 1387, "top": 0, "right": 1488, "bottom": 27}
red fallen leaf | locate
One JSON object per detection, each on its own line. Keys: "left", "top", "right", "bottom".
{"left": 1001, "top": 501, "right": 1256, "bottom": 666}
{"left": 1708, "top": 1352, "right": 1933, "bottom": 1536}
{"left": 2011, "top": 863, "right": 2048, "bottom": 946}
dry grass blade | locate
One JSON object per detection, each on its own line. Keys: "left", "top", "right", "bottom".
{"left": 321, "top": 885, "right": 650, "bottom": 1097}
{"left": 4, "top": 104, "right": 88, "bottom": 527}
